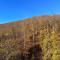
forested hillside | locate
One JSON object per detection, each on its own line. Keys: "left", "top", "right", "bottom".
{"left": 0, "top": 15, "right": 60, "bottom": 60}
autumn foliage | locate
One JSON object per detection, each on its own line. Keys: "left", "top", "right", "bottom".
{"left": 0, "top": 15, "right": 60, "bottom": 60}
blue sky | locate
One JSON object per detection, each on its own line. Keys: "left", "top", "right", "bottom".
{"left": 0, "top": 0, "right": 60, "bottom": 24}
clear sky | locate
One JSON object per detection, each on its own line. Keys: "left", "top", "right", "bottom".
{"left": 0, "top": 0, "right": 60, "bottom": 24}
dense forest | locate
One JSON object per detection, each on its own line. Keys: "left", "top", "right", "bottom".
{"left": 0, "top": 15, "right": 60, "bottom": 60}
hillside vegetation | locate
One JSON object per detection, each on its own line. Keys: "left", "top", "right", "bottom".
{"left": 0, "top": 15, "right": 60, "bottom": 60}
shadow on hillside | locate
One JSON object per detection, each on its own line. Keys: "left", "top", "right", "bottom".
{"left": 8, "top": 44, "right": 42, "bottom": 60}
{"left": 27, "top": 44, "right": 42, "bottom": 60}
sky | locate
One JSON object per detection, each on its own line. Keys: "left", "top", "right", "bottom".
{"left": 0, "top": 0, "right": 60, "bottom": 24}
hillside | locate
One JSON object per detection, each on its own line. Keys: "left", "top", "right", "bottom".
{"left": 0, "top": 15, "right": 60, "bottom": 60}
